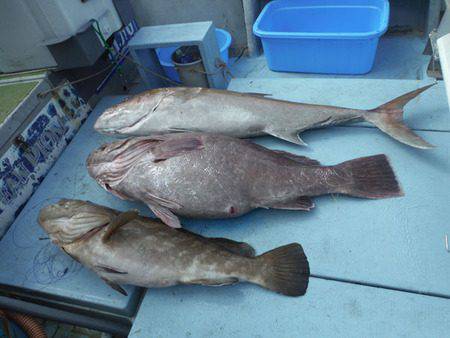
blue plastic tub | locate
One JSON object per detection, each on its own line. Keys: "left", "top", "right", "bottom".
{"left": 156, "top": 28, "right": 232, "bottom": 82}
{"left": 253, "top": 0, "right": 389, "bottom": 74}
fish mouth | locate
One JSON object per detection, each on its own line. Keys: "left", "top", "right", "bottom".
{"left": 97, "top": 127, "right": 117, "bottom": 135}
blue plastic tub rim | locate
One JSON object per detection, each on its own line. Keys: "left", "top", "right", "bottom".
{"left": 217, "top": 28, "right": 232, "bottom": 54}
{"left": 254, "top": 0, "right": 389, "bottom": 39}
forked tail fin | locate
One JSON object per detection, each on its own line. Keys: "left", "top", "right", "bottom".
{"left": 363, "top": 83, "right": 435, "bottom": 149}
{"left": 336, "top": 154, "right": 403, "bottom": 199}
{"left": 255, "top": 243, "right": 309, "bottom": 297}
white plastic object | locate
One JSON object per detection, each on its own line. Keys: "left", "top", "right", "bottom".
{"left": 24, "top": 0, "right": 122, "bottom": 44}
{"left": 437, "top": 33, "right": 450, "bottom": 111}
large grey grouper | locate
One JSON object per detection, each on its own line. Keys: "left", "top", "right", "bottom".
{"left": 38, "top": 199, "right": 310, "bottom": 297}
{"left": 94, "top": 84, "right": 435, "bottom": 149}
{"left": 87, "top": 133, "right": 402, "bottom": 228}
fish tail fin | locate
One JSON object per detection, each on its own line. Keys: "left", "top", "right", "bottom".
{"left": 363, "top": 83, "right": 435, "bottom": 149}
{"left": 255, "top": 243, "right": 309, "bottom": 297}
{"left": 335, "top": 154, "right": 403, "bottom": 199}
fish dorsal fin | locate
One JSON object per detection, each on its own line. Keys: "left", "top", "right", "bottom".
{"left": 208, "top": 237, "right": 256, "bottom": 257}
{"left": 264, "top": 127, "right": 307, "bottom": 146}
{"left": 264, "top": 196, "right": 315, "bottom": 211}
{"left": 272, "top": 150, "right": 321, "bottom": 166}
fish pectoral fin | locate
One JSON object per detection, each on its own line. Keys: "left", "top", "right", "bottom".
{"left": 106, "top": 186, "right": 130, "bottom": 200}
{"left": 145, "top": 192, "right": 182, "bottom": 209}
{"left": 264, "top": 196, "right": 315, "bottom": 211}
{"left": 272, "top": 150, "right": 321, "bottom": 166}
{"left": 101, "top": 277, "right": 128, "bottom": 296}
{"left": 96, "top": 265, "right": 128, "bottom": 274}
{"left": 103, "top": 210, "right": 139, "bottom": 242}
{"left": 243, "top": 92, "right": 271, "bottom": 98}
{"left": 147, "top": 203, "right": 182, "bottom": 228}
{"left": 186, "top": 277, "right": 239, "bottom": 286}
{"left": 264, "top": 127, "right": 307, "bottom": 146}
{"left": 208, "top": 237, "right": 256, "bottom": 257}
{"left": 167, "top": 127, "right": 203, "bottom": 133}
{"left": 152, "top": 134, "right": 204, "bottom": 162}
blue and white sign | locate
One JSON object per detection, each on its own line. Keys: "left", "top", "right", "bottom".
{"left": 0, "top": 85, "right": 91, "bottom": 238}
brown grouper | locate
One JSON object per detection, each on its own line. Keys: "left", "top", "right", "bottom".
{"left": 94, "top": 84, "right": 435, "bottom": 149}
{"left": 87, "top": 133, "right": 402, "bottom": 228}
{"left": 38, "top": 199, "right": 310, "bottom": 297}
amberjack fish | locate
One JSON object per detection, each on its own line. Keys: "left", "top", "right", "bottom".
{"left": 94, "top": 84, "right": 435, "bottom": 149}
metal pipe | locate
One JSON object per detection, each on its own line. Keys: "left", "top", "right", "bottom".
{"left": 242, "top": 0, "right": 261, "bottom": 57}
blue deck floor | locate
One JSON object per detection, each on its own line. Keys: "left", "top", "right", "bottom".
{"left": 130, "top": 278, "right": 450, "bottom": 338}
{"left": 128, "top": 77, "right": 450, "bottom": 337}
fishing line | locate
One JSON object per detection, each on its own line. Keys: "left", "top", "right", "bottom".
{"left": 9, "top": 196, "right": 82, "bottom": 285}
{"left": 31, "top": 242, "right": 82, "bottom": 285}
